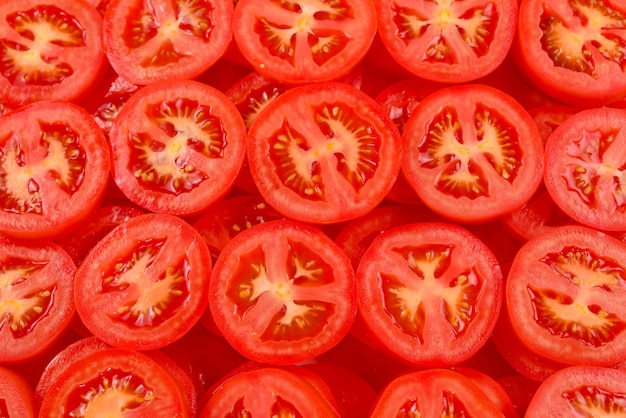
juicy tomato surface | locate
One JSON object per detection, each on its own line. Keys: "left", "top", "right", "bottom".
{"left": 103, "top": 0, "right": 234, "bottom": 85}
{"left": 3, "top": 2, "right": 626, "bottom": 417}
{"left": 247, "top": 81, "right": 402, "bottom": 224}
{"left": 232, "top": 0, "right": 377, "bottom": 83}
{"left": 375, "top": 0, "right": 519, "bottom": 83}
{"left": 74, "top": 213, "right": 212, "bottom": 351}
{"left": 0, "top": 0, "right": 107, "bottom": 107}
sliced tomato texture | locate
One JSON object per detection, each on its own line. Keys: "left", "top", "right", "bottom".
{"left": 232, "top": 0, "right": 377, "bottom": 83}
{"left": 109, "top": 79, "right": 247, "bottom": 216}
{"left": 544, "top": 107, "right": 626, "bottom": 232}
{"left": 0, "top": 101, "right": 111, "bottom": 240}
{"left": 401, "top": 84, "right": 544, "bottom": 224}
{"left": 515, "top": 0, "right": 626, "bottom": 105}
{"left": 525, "top": 366, "right": 626, "bottom": 417}
{"left": 0, "top": 367, "right": 36, "bottom": 418}
{"left": 39, "top": 348, "right": 191, "bottom": 418}
{"left": 0, "top": 0, "right": 106, "bottom": 106}
{"left": 103, "top": 0, "right": 233, "bottom": 84}
{"left": 375, "top": 0, "right": 518, "bottom": 83}
{"left": 247, "top": 82, "right": 401, "bottom": 224}
{"left": 209, "top": 219, "right": 356, "bottom": 365}
{"left": 74, "top": 213, "right": 212, "bottom": 351}
{"left": 356, "top": 222, "right": 503, "bottom": 367}
{"left": 0, "top": 238, "right": 76, "bottom": 364}
{"left": 369, "top": 368, "right": 506, "bottom": 417}
{"left": 507, "top": 225, "right": 626, "bottom": 367}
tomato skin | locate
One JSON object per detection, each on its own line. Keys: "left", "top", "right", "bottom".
{"left": 401, "top": 84, "right": 544, "bottom": 224}
{"left": 0, "top": 100, "right": 111, "bottom": 240}
{"left": 232, "top": 0, "right": 377, "bottom": 84}
{"left": 108, "top": 78, "right": 247, "bottom": 216}
{"left": 356, "top": 222, "right": 503, "bottom": 368}
{"left": 0, "top": 238, "right": 76, "bottom": 365}
{"left": 0, "top": 0, "right": 107, "bottom": 107}
{"left": 38, "top": 347, "right": 192, "bottom": 418}
{"left": 525, "top": 366, "right": 626, "bottom": 417}
{"left": 514, "top": 0, "right": 626, "bottom": 106}
{"left": 209, "top": 219, "right": 357, "bottom": 365}
{"left": 74, "top": 213, "right": 212, "bottom": 351}
{"left": 506, "top": 225, "right": 626, "bottom": 367}
{"left": 544, "top": 107, "right": 626, "bottom": 232}
{"left": 247, "top": 82, "right": 402, "bottom": 224}
{"left": 375, "top": 0, "right": 518, "bottom": 83}
{"left": 103, "top": 0, "right": 234, "bottom": 85}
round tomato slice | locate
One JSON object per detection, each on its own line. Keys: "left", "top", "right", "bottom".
{"left": 544, "top": 107, "right": 626, "bottom": 232}
{"left": 109, "top": 79, "right": 247, "bottom": 216}
{"left": 369, "top": 368, "right": 505, "bottom": 417}
{"left": 232, "top": 0, "right": 377, "bottom": 83}
{"left": 514, "top": 0, "right": 626, "bottom": 106}
{"left": 0, "top": 238, "right": 76, "bottom": 364}
{"left": 200, "top": 366, "right": 339, "bottom": 417}
{"left": 39, "top": 347, "right": 191, "bottom": 418}
{"left": 0, "top": 0, "right": 106, "bottom": 107}
{"left": 0, "top": 367, "right": 36, "bottom": 418}
{"left": 74, "top": 213, "right": 212, "bottom": 351}
{"left": 401, "top": 84, "right": 544, "bottom": 224}
{"left": 247, "top": 82, "right": 402, "bottom": 224}
{"left": 0, "top": 101, "right": 111, "bottom": 240}
{"left": 525, "top": 366, "right": 626, "bottom": 417}
{"left": 209, "top": 219, "right": 356, "bottom": 365}
{"left": 103, "top": 0, "right": 233, "bottom": 85}
{"left": 375, "top": 0, "right": 518, "bottom": 83}
{"left": 506, "top": 225, "right": 626, "bottom": 367}
{"left": 356, "top": 222, "right": 503, "bottom": 367}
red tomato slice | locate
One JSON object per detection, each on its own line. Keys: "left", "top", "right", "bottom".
{"left": 74, "top": 213, "right": 212, "bottom": 351}
{"left": 356, "top": 222, "right": 503, "bottom": 367}
{"left": 0, "top": 367, "right": 36, "bottom": 418}
{"left": 375, "top": 0, "right": 518, "bottom": 83}
{"left": 369, "top": 368, "right": 506, "bottom": 417}
{"left": 200, "top": 365, "right": 340, "bottom": 417}
{"left": 247, "top": 82, "right": 402, "bottom": 224}
{"left": 514, "top": 0, "right": 626, "bottom": 106}
{"left": 232, "top": 0, "right": 377, "bottom": 83}
{"left": 0, "top": 101, "right": 111, "bottom": 240}
{"left": 209, "top": 219, "right": 356, "bottom": 365}
{"left": 401, "top": 84, "right": 544, "bottom": 224}
{"left": 109, "top": 79, "right": 247, "bottom": 216}
{"left": 39, "top": 347, "right": 191, "bottom": 418}
{"left": 506, "top": 225, "right": 626, "bottom": 367}
{"left": 525, "top": 366, "right": 626, "bottom": 417}
{"left": 0, "top": 238, "right": 76, "bottom": 364}
{"left": 544, "top": 107, "right": 626, "bottom": 232}
{"left": 0, "top": 0, "right": 106, "bottom": 107}
{"left": 103, "top": 0, "right": 233, "bottom": 85}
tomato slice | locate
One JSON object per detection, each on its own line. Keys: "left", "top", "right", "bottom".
{"left": 247, "top": 82, "right": 402, "bottom": 224}
{"left": 109, "top": 79, "right": 247, "bottom": 216}
{"left": 356, "top": 222, "right": 503, "bottom": 367}
{"left": 375, "top": 0, "right": 518, "bottom": 83}
{"left": 0, "top": 100, "right": 111, "bottom": 240}
{"left": 544, "top": 107, "right": 626, "bottom": 232}
{"left": 103, "top": 0, "right": 233, "bottom": 85}
{"left": 514, "top": 0, "right": 626, "bottom": 106}
{"left": 200, "top": 365, "right": 340, "bottom": 417}
{"left": 0, "top": 0, "right": 106, "bottom": 107}
{"left": 0, "top": 238, "right": 76, "bottom": 364}
{"left": 209, "top": 219, "right": 356, "bottom": 365}
{"left": 74, "top": 213, "right": 212, "bottom": 351}
{"left": 369, "top": 368, "right": 506, "bottom": 417}
{"left": 232, "top": 0, "right": 377, "bottom": 83}
{"left": 506, "top": 225, "right": 626, "bottom": 367}
{"left": 525, "top": 366, "right": 626, "bottom": 417}
{"left": 38, "top": 347, "right": 191, "bottom": 418}
{"left": 401, "top": 84, "right": 544, "bottom": 224}
{"left": 0, "top": 367, "right": 36, "bottom": 418}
